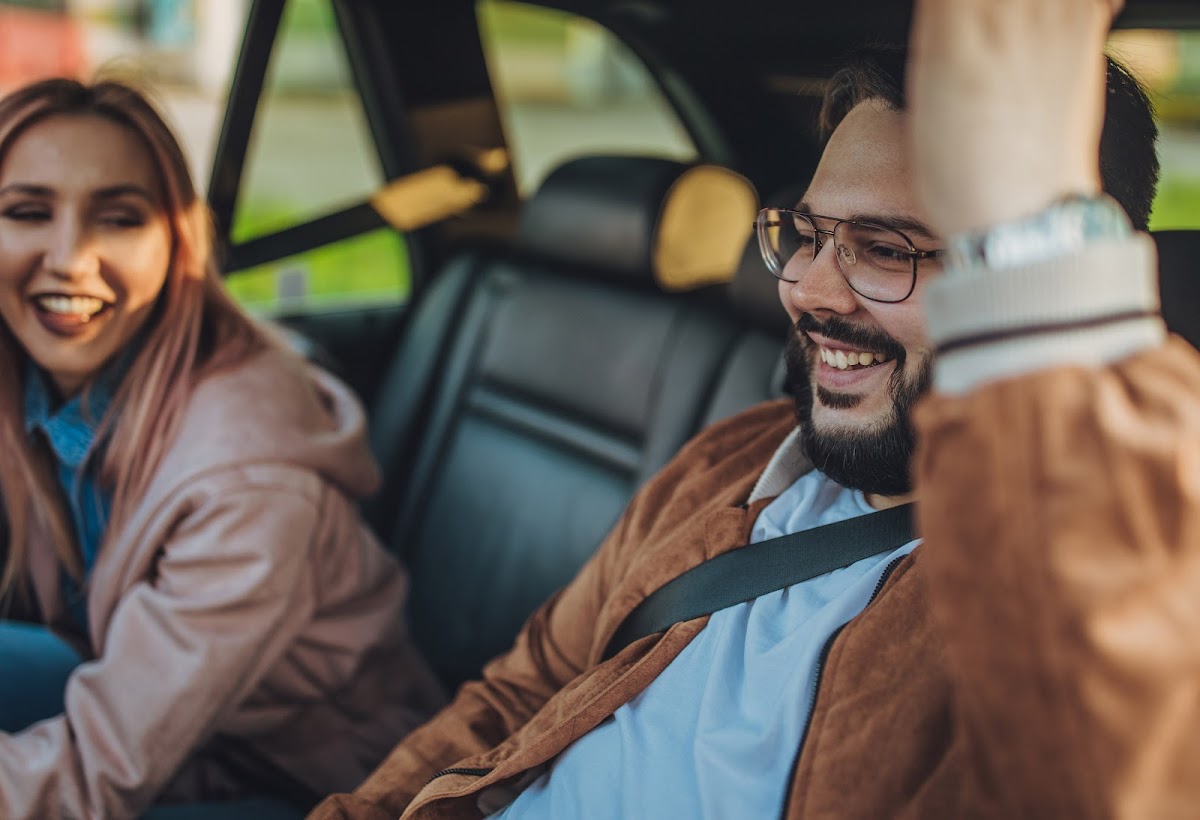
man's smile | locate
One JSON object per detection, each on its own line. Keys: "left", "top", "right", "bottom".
{"left": 816, "top": 345, "right": 892, "bottom": 370}
{"left": 804, "top": 328, "right": 901, "bottom": 393}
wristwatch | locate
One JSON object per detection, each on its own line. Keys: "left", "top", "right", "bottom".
{"left": 944, "top": 193, "right": 1133, "bottom": 275}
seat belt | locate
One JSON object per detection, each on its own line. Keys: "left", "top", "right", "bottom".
{"left": 602, "top": 503, "right": 915, "bottom": 661}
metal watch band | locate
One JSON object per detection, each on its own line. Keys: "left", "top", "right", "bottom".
{"left": 944, "top": 193, "right": 1133, "bottom": 276}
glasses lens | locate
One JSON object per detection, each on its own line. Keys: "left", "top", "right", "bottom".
{"left": 835, "top": 222, "right": 916, "bottom": 302}
{"left": 758, "top": 210, "right": 817, "bottom": 280}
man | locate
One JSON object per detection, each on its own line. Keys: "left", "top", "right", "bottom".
{"left": 314, "top": 0, "right": 1199, "bottom": 817}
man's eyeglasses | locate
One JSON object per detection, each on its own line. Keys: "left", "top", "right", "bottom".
{"left": 755, "top": 208, "right": 944, "bottom": 304}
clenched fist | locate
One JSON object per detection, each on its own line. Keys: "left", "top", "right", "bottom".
{"left": 907, "top": 0, "right": 1123, "bottom": 238}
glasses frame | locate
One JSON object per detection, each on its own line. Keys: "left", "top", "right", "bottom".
{"left": 756, "top": 208, "right": 943, "bottom": 304}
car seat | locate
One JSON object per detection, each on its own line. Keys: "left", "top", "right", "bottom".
{"left": 368, "top": 155, "right": 777, "bottom": 690}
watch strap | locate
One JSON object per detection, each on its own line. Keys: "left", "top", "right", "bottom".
{"left": 945, "top": 193, "right": 1133, "bottom": 276}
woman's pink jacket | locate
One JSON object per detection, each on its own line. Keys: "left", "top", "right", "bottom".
{"left": 2, "top": 347, "right": 445, "bottom": 819}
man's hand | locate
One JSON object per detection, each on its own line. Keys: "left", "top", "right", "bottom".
{"left": 907, "top": 0, "right": 1123, "bottom": 238}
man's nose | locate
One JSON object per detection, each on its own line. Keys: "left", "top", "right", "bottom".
{"left": 44, "top": 220, "right": 99, "bottom": 280}
{"left": 780, "top": 239, "right": 859, "bottom": 316}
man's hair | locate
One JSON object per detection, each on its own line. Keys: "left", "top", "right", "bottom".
{"left": 817, "top": 44, "right": 1161, "bottom": 230}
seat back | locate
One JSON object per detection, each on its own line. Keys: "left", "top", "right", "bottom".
{"left": 1153, "top": 230, "right": 1200, "bottom": 350}
{"left": 700, "top": 232, "right": 794, "bottom": 426}
{"left": 371, "top": 156, "right": 765, "bottom": 689}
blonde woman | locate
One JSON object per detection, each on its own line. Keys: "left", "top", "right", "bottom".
{"left": 0, "top": 79, "right": 444, "bottom": 819}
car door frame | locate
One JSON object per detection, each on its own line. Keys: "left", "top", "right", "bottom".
{"left": 206, "top": 0, "right": 430, "bottom": 404}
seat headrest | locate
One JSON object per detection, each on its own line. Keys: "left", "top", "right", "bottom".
{"left": 518, "top": 155, "right": 758, "bottom": 290}
{"left": 1153, "top": 230, "right": 1200, "bottom": 350}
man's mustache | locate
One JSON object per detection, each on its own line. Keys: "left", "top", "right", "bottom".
{"left": 794, "top": 314, "right": 906, "bottom": 362}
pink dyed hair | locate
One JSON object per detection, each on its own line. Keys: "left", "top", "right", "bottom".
{"left": 0, "top": 79, "right": 274, "bottom": 605}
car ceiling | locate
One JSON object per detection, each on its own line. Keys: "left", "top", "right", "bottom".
{"left": 542, "top": 0, "right": 1200, "bottom": 67}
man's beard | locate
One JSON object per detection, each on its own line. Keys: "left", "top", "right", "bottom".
{"left": 786, "top": 314, "right": 932, "bottom": 497}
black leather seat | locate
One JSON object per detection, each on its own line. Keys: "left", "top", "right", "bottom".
{"left": 369, "top": 156, "right": 773, "bottom": 690}
{"left": 699, "top": 232, "right": 793, "bottom": 426}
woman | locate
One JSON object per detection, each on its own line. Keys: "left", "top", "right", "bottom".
{"left": 0, "top": 78, "right": 444, "bottom": 819}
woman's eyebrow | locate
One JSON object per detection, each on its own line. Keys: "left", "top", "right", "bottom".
{"left": 0, "top": 183, "right": 53, "bottom": 197}
{"left": 93, "top": 184, "right": 156, "bottom": 202}
{"left": 0, "top": 183, "right": 156, "bottom": 202}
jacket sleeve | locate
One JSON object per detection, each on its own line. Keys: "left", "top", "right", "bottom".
{"left": 0, "top": 472, "right": 324, "bottom": 820}
{"left": 913, "top": 236, "right": 1200, "bottom": 818}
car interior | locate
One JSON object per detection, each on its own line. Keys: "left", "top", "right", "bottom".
{"left": 201, "top": 0, "right": 1200, "bottom": 702}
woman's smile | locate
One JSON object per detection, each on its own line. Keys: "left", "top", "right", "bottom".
{"left": 30, "top": 292, "right": 113, "bottom": 336}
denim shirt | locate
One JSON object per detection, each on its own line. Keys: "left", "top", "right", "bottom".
{"left": 23, "top": 360, "right": 127, "bottom": 633}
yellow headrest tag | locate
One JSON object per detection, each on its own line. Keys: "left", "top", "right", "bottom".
{"left": 369, "top": 166, "right": 489, "bottom": 232}
{"left": 654, "top": 165, "right": 759, "bottom": 292}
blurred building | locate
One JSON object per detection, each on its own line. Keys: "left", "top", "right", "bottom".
{"left": 0, "top": 2, "right": 86, "bottom": 91}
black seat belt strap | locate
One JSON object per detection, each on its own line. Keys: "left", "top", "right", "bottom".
{"left": 602, "top": 503, "right": 915, "bottom": 661}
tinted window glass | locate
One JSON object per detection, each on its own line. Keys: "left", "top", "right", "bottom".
{"left": 477, "top": 0, "right": 697, "bottom": 196}
{"left": 224, "top": 0, "right": 410, "bottom": 314}
{"left": 232, "top": 0, "right": 381, "bottom": 242}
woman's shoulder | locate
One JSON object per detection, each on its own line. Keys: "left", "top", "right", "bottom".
{"left": 191, "top": 344, "right": 320, "bottom": 406}
{"left": 157, "top": 346, "right": 380, "bottom": 498}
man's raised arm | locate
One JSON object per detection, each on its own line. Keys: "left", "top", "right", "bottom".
{"left": 908, "top": 1, "right": 1200, "bottom": 816}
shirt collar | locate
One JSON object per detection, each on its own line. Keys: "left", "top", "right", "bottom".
{"left": 23, "top": 349, "right": 136, "bottom": 470}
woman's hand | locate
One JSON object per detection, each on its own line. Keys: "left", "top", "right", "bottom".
{"left": 907, "top": 0, "right": 1123, "bottom": 238}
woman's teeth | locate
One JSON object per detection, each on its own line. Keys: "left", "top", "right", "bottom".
{"left": 35, "top": 295, "right": 106, "bottom": 318}
{"left": 819, "top": 346, "right": 891, "bottom": 370}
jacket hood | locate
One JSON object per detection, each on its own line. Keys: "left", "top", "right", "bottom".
{"left": 153, "top": 347, "right": 381, "bottom": 499}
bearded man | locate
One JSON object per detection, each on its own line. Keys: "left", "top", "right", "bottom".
{"left": 312, "top": 1, "right": 1200, "bottom": 817}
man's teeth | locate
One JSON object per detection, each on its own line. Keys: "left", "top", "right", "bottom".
{"left": 819, "top": 346, "right": 891, "bottom": 370}
{"left": 36, "top": 295, "right": 105, "bottom": 317}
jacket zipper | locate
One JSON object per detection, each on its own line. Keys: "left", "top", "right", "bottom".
{"left": 428, "top": 766, "right": 493, "bottom": 783}
{"left": 781, "top": 553, "right": 908, "bottom": 819}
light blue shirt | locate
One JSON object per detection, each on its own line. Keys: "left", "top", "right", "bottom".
{"left": 490, "top": 470, "right": 921, "bottom": 819}
{"left": 24, "top": 361, "right": 126, "bottom": 632}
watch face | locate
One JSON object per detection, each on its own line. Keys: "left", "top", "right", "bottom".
{"left": 984, "top": 226, "right": 1065, "bottom": 270}
{"left": 948, "top": 194, "right": 1132, "bottom": 275}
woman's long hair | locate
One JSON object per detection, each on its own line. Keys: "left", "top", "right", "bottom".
{"left": 0, "top": 79, "right": 273, "bottom": 605}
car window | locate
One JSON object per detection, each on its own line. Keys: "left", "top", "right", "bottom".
{"left": 223, "top": 0, "right": 410, "bottom": 315}
{"left": 230, "top": 1, "right": 378, "bottom": 243}
{"left": 477, "top": 0, "right": 698, "bottom": 196}
{"left": 1110, "top": 29, "right": 1200, "bottom": 229}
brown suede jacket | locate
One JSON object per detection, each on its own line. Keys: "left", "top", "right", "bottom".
{"left": 313, "top": 336, "right": 1200, "bottom": 820}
